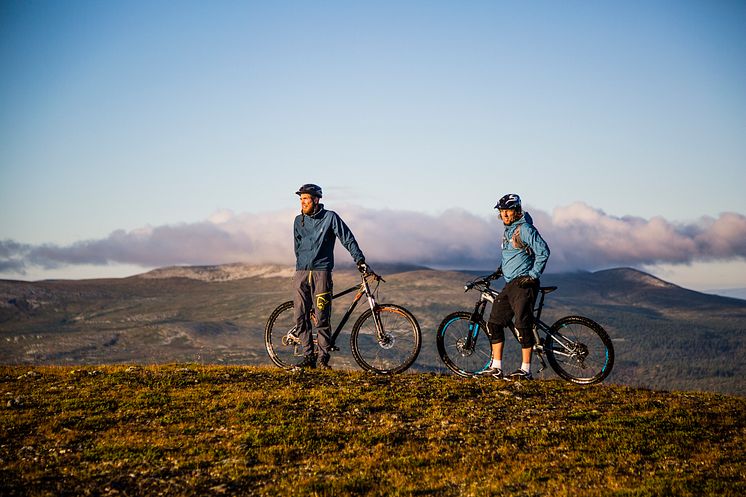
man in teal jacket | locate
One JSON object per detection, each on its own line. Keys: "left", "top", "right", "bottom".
{"left": 292, "top": 184, "right": 367, "bottom": 370}
{"left": 483, "top": 193, "right": 550, "bottom": 380}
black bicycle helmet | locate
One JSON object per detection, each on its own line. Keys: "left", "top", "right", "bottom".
{"left": 295, "top": 183, "right": 323, "bottom": 198}
{"left": 495, "top": 193, "right": 521, "bottom": 210}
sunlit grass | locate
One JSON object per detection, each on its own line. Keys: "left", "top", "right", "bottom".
{"left": 1, "top": 365, "right": 744, "bottom": 496}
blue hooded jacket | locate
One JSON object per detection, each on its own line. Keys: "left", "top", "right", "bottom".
{"left": 500, "top": 212, "right": 550, "bottom": 283}
{"left": 294, "top": 205, "right": 365, "bottom": 271}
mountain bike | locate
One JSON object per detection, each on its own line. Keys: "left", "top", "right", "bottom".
{"left": 265, "top": 269, "right": 421, "bottom": 374}
{"left": 436, "top": 274, "right": 614, "bottom": 384}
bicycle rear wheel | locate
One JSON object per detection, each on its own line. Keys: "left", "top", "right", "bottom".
{"left": 350, "top": 304, "right": 421, "bottom": 374}
{"left": 436, "top": 312, "right": 492, "bottom": 377}
{"left": 545, "top": 315, "right": 614, "bottom": 384}
{"left": 265, "top": 301, "right": 303, "bottom": 369}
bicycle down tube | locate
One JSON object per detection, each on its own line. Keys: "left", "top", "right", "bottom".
{"left": 265, "top": 270, "right": 422, "bottom": 374}
{"left": 436, "top": 274, "right": 614, "bottom": 384}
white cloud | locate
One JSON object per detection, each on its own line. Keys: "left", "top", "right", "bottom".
{"left": 2, "top": 203, "right": 745, "bottom": 276}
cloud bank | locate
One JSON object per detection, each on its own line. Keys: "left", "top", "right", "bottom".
{"left": 2, "top": 203, "right": 746, "bottom": 275}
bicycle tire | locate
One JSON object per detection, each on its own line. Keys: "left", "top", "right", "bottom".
{"left": 436, "top": 312, "right": 492, "bottom": 377}
{"left": 350, "top": 304, "right": 421, "bottom": 374}
{"left": 544, "top": 315, "right": 614, "bottom": 385}
{"left": 264, "top": 301, "right": 300, "bottom": 369}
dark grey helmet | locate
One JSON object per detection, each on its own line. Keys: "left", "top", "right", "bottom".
{"left": 295, "top": 183, "right": 323, "bottom": 198}
{"left": 495, "top": 193, "right": 521, "bottom": 210}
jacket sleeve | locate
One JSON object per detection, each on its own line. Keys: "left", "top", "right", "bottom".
{"left": 330, "top": 212, "right": 365, "bottom": 264}
{"left": 522, "top": 224, "right": 550, "bottom": 280}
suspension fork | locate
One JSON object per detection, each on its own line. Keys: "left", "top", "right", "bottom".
{"left": 361, "top": 278, "right": 387, "bottom": 339}
{"left": 465, "top": 300, "right": 488, "bottom": 350}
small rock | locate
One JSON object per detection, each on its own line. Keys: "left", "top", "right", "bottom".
{"left": 17, "top": 371, "right": 41, "bottom": 380}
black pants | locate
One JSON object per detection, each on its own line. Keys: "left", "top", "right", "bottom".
{"left": 487, "top": 278, "right": 539, "bottom": 347}
{"left": 293, "top": 270, "right": 333, "bottom": 360}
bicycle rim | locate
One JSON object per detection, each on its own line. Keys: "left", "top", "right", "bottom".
{"left": 265, "top": 301, "right": 303, "bottom": 369}
{"left": 350, "top": 304, "right": 421, "bottom": 374}
{"left": 545, "top": 316, "right": 614, "bottom": 384}
{"left": 436, "top": 312, "right": 491, "bottom": 377}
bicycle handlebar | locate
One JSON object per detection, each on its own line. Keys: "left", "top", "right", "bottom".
{"left": 362, "top": 270, "right": 385, "bottom": 283}
{"left": 464, "top": 274, "right": 496, "bottom": 292}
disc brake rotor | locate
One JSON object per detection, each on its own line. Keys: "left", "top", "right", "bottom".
{"left": 456, "top": 338, "right": 474, "bottom": 357}
{"left": 378, "top": 333, "right": 395, "bottom": 349}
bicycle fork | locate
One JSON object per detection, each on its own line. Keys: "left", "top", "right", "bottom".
{"left": 464, "top": 300, "right": 488, "bottom": 352}
{"left": 363, "top": 280, "right": 391, "bottom": 346}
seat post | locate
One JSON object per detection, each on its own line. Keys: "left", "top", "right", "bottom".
{"left": 535, "top": 289, "right": 547, "bottom": 322}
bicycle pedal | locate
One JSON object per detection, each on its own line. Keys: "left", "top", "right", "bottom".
{"left": 329, "top": 346, "right": 340, "bottom": 352}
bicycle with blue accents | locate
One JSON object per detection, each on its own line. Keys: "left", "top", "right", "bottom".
{"left": 436, "top": 272, "right": 614, "bottom": 384}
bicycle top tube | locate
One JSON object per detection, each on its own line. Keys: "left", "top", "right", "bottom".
{"left": 332, "top": 285, "right": 359, "bottom": 300}
{"left": 331, "top": 271, "right": 383, "bottom": 300}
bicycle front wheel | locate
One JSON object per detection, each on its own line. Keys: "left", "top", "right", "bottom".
{"left": 545, "top": 315, "right": 614, "bottom": 385}
{"left": 265, "top": 301, "right": 302, "bottom": 369}
{"left": 436, "top": 312, "right": 492, "bottom": 377}
{"left": 350, "top": 304, "right": 421, "bottom": 374}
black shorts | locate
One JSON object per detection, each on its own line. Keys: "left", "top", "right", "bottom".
{"left": 487, "top": 278, "right": 538, "bottom": 344}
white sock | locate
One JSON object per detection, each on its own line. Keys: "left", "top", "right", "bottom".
{"left": 521, "top": 362, "right": 531, "bottom": 373}
{"left": 490, "top": 359, "right": 502, "bottom": 370}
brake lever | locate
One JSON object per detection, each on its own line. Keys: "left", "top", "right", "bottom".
{"left": 365, "top": 271, "right": 385, "bottom": 283}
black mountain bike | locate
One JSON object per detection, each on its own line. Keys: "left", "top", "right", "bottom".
{"left": 265, "top": 270, "right": 421, "bottom": 374}
{"left": 436, "top": 274, "right": 614, "bottom": 384}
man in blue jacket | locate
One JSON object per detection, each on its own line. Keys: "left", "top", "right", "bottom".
{"left": 483, "top": 193, "right": 550, "bottom": 380}
{"left": 292, "top": 183, "right": 367, "bottom": 370}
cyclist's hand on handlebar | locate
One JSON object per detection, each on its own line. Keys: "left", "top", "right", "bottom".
{"left": 487, "top": 267, "right": 503, "bottom": 281}
{"left": 515, "top": 275, "right": 537, "bottom": 288}
{"left": 357, "top": 260, "right": 369, "bottom": 274}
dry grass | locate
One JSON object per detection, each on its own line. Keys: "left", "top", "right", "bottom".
{"left": 1, "top": 365, "right": 744, "bottom": 496}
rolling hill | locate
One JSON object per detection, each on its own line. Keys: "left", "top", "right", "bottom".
{"left": 1, "top": 265, "right": 744, "bottom": 396}
{"left": 2, "top": 365, "right": 744, "bottom": 496}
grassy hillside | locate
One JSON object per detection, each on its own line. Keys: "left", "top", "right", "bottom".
{"left": 1, "top": 365, "right": 744, "bottom": 496}
{"left": 1, "top": 266, "right": 745, "bottom": 395}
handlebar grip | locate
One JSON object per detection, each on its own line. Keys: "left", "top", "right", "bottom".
{"left": 364, "top": 271, "right": 385, "bottom": 283}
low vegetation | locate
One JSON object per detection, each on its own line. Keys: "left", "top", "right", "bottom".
{"left": 2, "top": 365, "right": 744, "bottom": 496}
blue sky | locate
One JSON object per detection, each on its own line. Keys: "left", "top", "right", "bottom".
{"left": 1, "top": 0, "right": 745, "bottom": 290}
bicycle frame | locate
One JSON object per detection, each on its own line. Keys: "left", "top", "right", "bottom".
{"left": 461, "top": 279, "right": 561, "bottom": 373}
{"left": 320, "top": 273, "right": 383, "bottom": 349}
{"left": 439, "top": 274, "right": 613, "bottom": 383}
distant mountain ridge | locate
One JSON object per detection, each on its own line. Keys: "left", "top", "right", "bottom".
{"left": 138, "top": 263, "right": 295, "bottom": 282}
{"left": 709, "top": 287, "right": 746, "bottom": 301}
{"left": 1, "top": 264, "right": 744, "bottom": 396}
{"left": 541, "top": 267, "right": 746, "bottom": 313}
{"left": 137, "top": 262, "right": 430, "bottom": 282}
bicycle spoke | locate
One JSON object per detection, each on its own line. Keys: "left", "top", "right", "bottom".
{"left": 351, "top": 305, "right": 421, "bottom": 374}
{"left": 436, "top": 313, "right": 491, "bottom": 377}
{"left": 546, "top": 316, "right": 614, "bottom": 384}
{"left": 265, "top": 301, "right": 305, "bottom": 369}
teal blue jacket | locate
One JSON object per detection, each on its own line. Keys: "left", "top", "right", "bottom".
{"left": 294, "top": 205, "right": 365, "bottom": 271}
{"left": 500, "top": 212, "right": 550, "bottom": 282}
